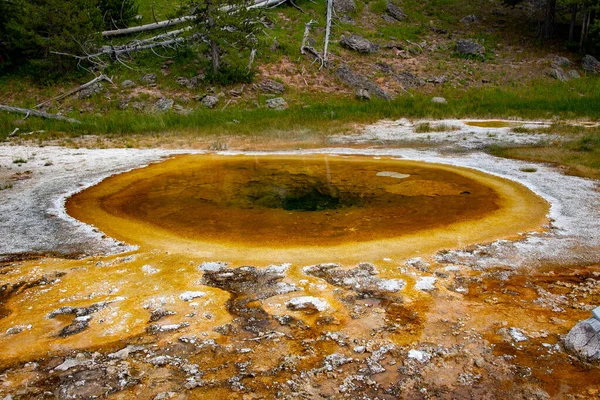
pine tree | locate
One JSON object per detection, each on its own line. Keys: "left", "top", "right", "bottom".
{"left": 4, "top": 0, "right": 102, "bottom": 77}
{"left": 188, "top": 0, "right": 261, "bottom": 75}
{"left": 99, "top": 0, "right": 139, "bottom": 30}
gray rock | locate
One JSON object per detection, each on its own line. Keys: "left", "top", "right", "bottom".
{"left": 456, "top": 39, "right": 485, "bottom": 57}
{"left": 121, "top": 80, "right": 136, "bottom": 88}
{"left": 431, "top": 96, "right": 447, "bottom": 104}
{"left": 568, "top": 69, "right": 581, "bottom": 79}
{"left": 394, "top": 71, "right": 425, "bottom": 88}
{"left": 340, "top": 34, "right": 379, "bottom": 54}
{"left": 386, "top": 2, "right": 407, "bottom": 21}
{"left": 335, "top": 65, "right": 391, "bottom": 100}
{"left": 460, "top": 15, "right": 479, "bottom": 24}
{"left": 333, "top": 0, "right": 356, "bottom": 14}
{"left": 564, "top": 317, "right": 600, "bottom": 362}
{"left": 427, "top": 76, "right": 447, "bottom": 84}
{"left": 582, "top": 55, "right": 600, "bottom": 73}
{"left": 547, "top": 67, "right": 568, "bottom": 82}
{"left": 118, "top": 99, "right": 129, "bottom": 110}
{"left": 375, "top": 62, "right": 395, "bottom": 74}
{"left": 339, "top": 14, "right": 355, "bottom": 24}
{"left": 131, "top": 101, "right": 146, "bottom": 111}
{"left": 201, "top": 95, "right": 219, "bottom": 108}
{"left": 355, "top": 88, "right": 371, "bottom": 101}
{"left": 79, "top": 82, "right": 104, "bottom": 99}
{"left": 140, "top": 73, "right": 157, "bottom": 84}
{"left": 176, "top": 76, "right": 191, "bottom": 87}
{"left": 154, "top": 98, "right": 174, "bottom": 112}
{"left": 552, "top": 55, "right": 572, "bottom": 68}
{"left": 256, "top": 79, "right": 285, "bottom": 94}
{"left": 173, "top": 105, "right": 193, "bottom": 115}
{"left": 266, "top": 97, "right": 288, "bottom": 110}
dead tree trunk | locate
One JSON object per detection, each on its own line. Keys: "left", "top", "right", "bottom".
{"left": 0, "top": 105, "right": 81, "bottom": 124}
{"left": 323, "top": 0, "right": 333, "bottom": 66}
{"left": 102, "top": 16, "right": 195, "bottom": 38}
{"left": 35, "top": 75, "right": 113, "bottom": 109}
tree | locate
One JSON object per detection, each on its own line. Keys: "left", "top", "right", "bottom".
{"left": 188, "top": 0, "right": 261, "bottom": 75}
{"left": 3, "top": 0, "right": 102, "bottom": 77}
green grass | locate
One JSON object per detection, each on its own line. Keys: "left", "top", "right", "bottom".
{"left": 2, "top": 77, "right": 600, "bottom": 143}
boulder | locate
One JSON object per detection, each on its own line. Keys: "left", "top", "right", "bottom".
{"left": 456, "top": 39, "right": 485, "bottom": 57}
{"left": 140, "top": 73, "right": 157, "bottom": 84}
{"left": 333, "top": 0, "right": 356, "bottom": 14}
{"left": 79, "top": 82, "right": 104, "bottom": 99}
{"left": 256, "top": 79, "right": 285, "bottom": 94}
{"left": 564, "top": 317, "right": 600, "bottom": 362}
{"left": 266, "top": 97, "right": 288, "bottom": 110}
{"left": 547, "top": 67, "right": 568, "bottom": 82}
{"left": 568, "top": 69, "right": 581, "bottom": 79}
{"left": 201, "top": 95, "right": 219, "bottom": 109}
{"left": 552, "top": 55, "right": 572, "bottom": 68}
{"left": 121, "top": 80, "right": 136, "bottom": 88}
{"left": 154, "top": 98, "right": 174, "bottom": 112}
{"left": 582, "top": 55, "right": 600, "bottom": 73}
{"left": 340, "top": 34, "right": 379, "bottom": 54}
{"left": 386, "top": 2, "right": 407, "bottom": 21}
{"left": 335, "top": 65, "right": 391, "bottom": 100}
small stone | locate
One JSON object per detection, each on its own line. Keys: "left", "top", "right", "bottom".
{"left": 431, "top": 96, "right": 447, "bottom": 104}
{"left": 355, "top": 88, "right": 371, "bottom": 101}
{"left": 547, "top": 67, "right": 568, "bottom": 82}
{"left": 140, "top": 73, "right": 157, "bottom": 84}
{"left": 255, "top": 79, "right": 285, "bottom": 94}
{"left": 460, "top": 15, "right": 479, "bottom": 24}
{"left": 154, "top": 98, "right": 174, "bottom": 112}
{"left": 568, "top": 70, "right": 581, "bottom": 79}
{"left": 201, "top": 95, "right": 219, "bottom": 109}
{"left": 333, "top": 0, "right": 356, "bottom": 14}
{"left": 340, "top": 35, "right": 379, "bottom": 54}
{"left": 474, "top": 357, "right": 485, "bottom": 368}
{"left": 79, "top": 83, "right": 104, "bottom": 99}
{"left": 386, "top": 2, "right": 407, "bottom": 21}
{"left": 456, "top": 39, "right": 485, "bottom": 57}
{"left": 5, "top": 324, "right": 32, "bottom": 335}
{"left": 285, "top": 296, "right": 328, "bottom": 312}
{"left": 179, "top": 291, "right": 206, "bottom": 302}
{"left": 266, "top": 97, "right": 288, "bottom": 110}
{"left": 121, "top": 80, "right": 136, "bottom": 88}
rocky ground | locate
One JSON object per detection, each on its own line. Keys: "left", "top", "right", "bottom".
{"left": 0, "top": 121, "right": 599, "bottom": 399}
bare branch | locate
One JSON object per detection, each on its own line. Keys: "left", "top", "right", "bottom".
{"left": 0, "top": 105, "right": 81, "bottom": 124}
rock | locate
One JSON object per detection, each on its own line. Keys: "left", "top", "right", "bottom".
{"left": 176, "top": 76, "right": 191, "bottom": 87}
{"left": 179, "top": 291, "right": 206, "bottom": 301}
{"left": 393, "top": 71, "right": 425, "bottom": 88}
{"left": 285, "top": 296, "right": 329, "bottom": 312}
{"left": 456, "top": 39, "right": 485, "bottom": 57}
{"left": 131, "top": 101, "right": 146, "bottom": 111}
{"left": 270, "top": 39, "right": 280, "bottom": 52}
{"left": 431, "top": 96, "right": 447, "bottom": 104}
{"left": 173, "top": 105, "right": 193, "bottom": 115}
{"left": 335, "top": 65, "right": 391, "bottom": 100}
{"left": 547, "top": 67, "right": 568, "bottom": 82}
{"left": 375, "top": 62, "right": 395, "bottom": 74}
{"left": 355, "top": 88, "right": 371, "bottom": 101}
{"left": 142, "top": 264, "right": 159, "bottom": 275}
{"left": 407, "top": 349, "right": 431, "bottom": 363}
{"left": 333, "top": 0, "right": 356, "bottom": 14}
{"left": 303, "top": 263, "right": 405, "bottom": 296}
{"left": 564, "top": 317, "right": 600, "bottom": 362}
{"left": 460, "top": 15, "right": 479, "bottom": 24}
{"left": 415, "top": 276, "right": 438, "bottom": 291}
{"left": 340, "top": 34, "right": 379, "bottom": 54}
{"left": 201, "top": 95, "right": 219, "bottom": 108}
{"left": 146, "top": 322, "right": 190, "bottom": 334}
{"left": 5, "top": 324, "right": 32, "bottom": 335}
{"left": 79, "top": 83, "right": 104, "bottom": 99}
{"left": 582, "top": 55, "right": 600, "bottom": 73}
{"left": 149, "top": 309, "right": 176, "bottom": 322}
{"left": 266, "top": 97, "right": 288, "bottom": 110}
{"left": 140, "top": 73, "right": 157, "bottom": 84}
{"left": 108, "top": 345, "right": 145, "bottom": 360}
{"left": 256, "top": 79, "right": 285, "bottom": 94}
{"left": 427, "top": 76, "right": 447, "bottom": 84}
{"left": 121, "top": 80, "right": 136, "bottom": 88}
{"left": 118, "top": 99, "right": 129, "bottom": 110}
{"left": 568, "top": 69, "right": 581, "bottom": 79}
{"left": 154, "top": 98, "right": 174, "bottom": 112}
{"left": 386, "top": 2, "right": 407, "bottom": 21}
{"left": 552, "top": 55, "right": 572, "bottom": 68}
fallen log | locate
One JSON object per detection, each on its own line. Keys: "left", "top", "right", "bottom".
{"left": 35, "top": 74, "right": 113, "bottom": 109}
{"left": 0, "top": 105, "right": 81, "bottom": 124}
